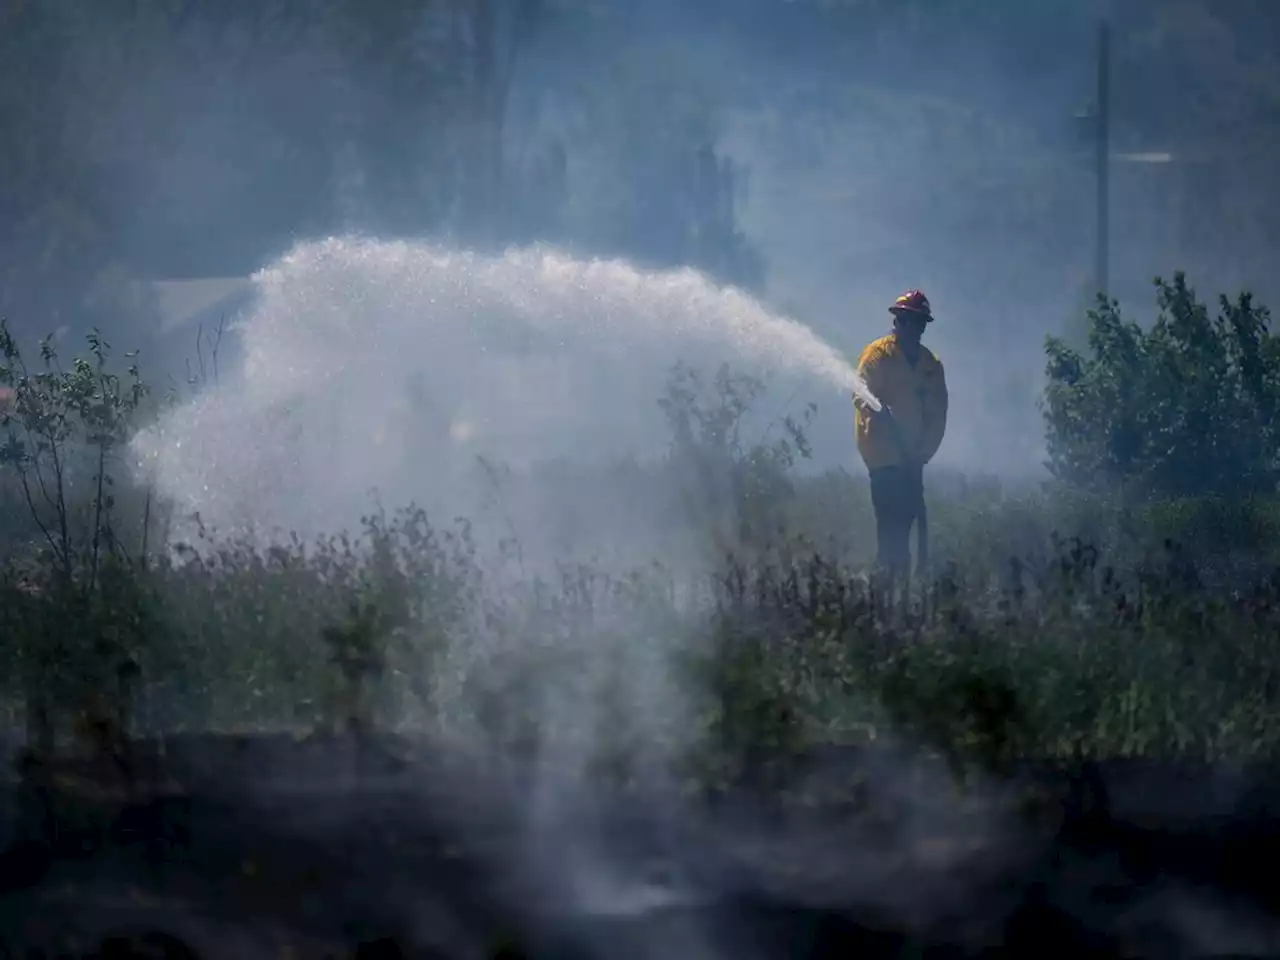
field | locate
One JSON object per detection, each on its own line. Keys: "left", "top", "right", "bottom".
{"left": 4, "top": 433, "right": 1280, "bottom": 771}
{"left": 4, "top": 291, "right": 1280, "bottom": 955}
{"left": 3, "top": 304, "right": 1280, "bottom": 774}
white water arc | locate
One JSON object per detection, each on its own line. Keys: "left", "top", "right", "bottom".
{"left": 131, "top": 236, "right": 877, "bottom": 542}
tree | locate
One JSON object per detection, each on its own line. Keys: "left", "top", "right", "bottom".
{"left": 1042, "top": 273, "right": 1280, "bottom": 499}
{"left": 453, "top": 0, "right": 546, "bottom": 241}
{"left": 687, "top": 143, "right": 766, "bottom": 291}
{"left": 658, "top": 362, "right": 814, "bottom": 551}
{"left": 559, "top": 39, "right": 766, "bottom": 289}
{"left": 0, "top": 321, "right": 153, "bottom": 754}
{"left": 0, "top": 1, "right": 115, "bottom": 340}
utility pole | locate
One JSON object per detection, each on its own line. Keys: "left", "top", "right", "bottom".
{"left": 1077, "top": 18, "right": 1175, "bottom": 304}
{"left": 1095, "top": 20, "right": 1111, "bottom": 300}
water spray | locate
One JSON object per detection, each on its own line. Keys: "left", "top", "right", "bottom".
{"left": 132, "top": 235, "right": 876, "bottom": 545}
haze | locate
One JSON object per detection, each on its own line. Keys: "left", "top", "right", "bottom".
{"left": 3, "top": 0, "right": 1276, "bottom": 543}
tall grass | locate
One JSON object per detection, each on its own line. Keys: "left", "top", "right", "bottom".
{"left": 4, "top": 322, "right": 1280, "bottom": 791}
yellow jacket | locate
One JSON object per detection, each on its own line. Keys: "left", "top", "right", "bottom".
{"left": 854, "top": 334, "right": 949, "bottom": 470}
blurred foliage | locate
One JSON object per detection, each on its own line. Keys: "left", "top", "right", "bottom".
{"left": 562, "top": 40, "right": 766, "bottom": 288}
{"left": 9, "top": 0, "right": 1280, "bottom": 354}
{"left": 0, "top": 0, "right": 766, "bottom": 351}
{"left": 1044, "top": 273, "right": 1280, "bottom": 499}
{"left": 659, "top": 360, "right": 815, "bottom": 553}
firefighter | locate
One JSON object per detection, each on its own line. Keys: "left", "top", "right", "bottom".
{"left": 853, "top": 289, "right": 948, "bottom": 582}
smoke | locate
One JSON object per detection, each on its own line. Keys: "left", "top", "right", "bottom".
{"left": 126, "top": 230, "right": 873, "bottom": 779}
{"left": 7, "top": 1, "right": 1277, "bottom": 487}
{"left": 125, "top": 229, "right": 865, "bottom": 813}
{"left": 13, "top": 4, "right": 1280, "bottom": 953}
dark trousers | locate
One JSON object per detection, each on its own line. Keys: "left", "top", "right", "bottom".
{"left": 869, "top": 463, "right": 925, "bottom": 578}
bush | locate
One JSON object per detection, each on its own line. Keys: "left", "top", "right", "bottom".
{"left": 1043, "top": 273, "right": 1280, "bottom": 499}
{"left": 658, "top": 360, "right": 815, "bottom": 557}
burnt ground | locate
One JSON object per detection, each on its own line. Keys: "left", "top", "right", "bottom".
{"left": 2, "top": 734, "right": 1280, "bottom": 958}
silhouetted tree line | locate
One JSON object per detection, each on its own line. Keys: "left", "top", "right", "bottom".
{"left": 0, "top": 0, "right": 766, "bottom": 351}
{"left": 4, "top": 0, "right": 1279, "bottom": 349}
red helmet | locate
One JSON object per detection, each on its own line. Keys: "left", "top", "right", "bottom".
{"left": 890, "top": 289, "right": 933, "bottom": 321}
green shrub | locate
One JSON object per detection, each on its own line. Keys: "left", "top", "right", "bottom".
{"left": 1043, "top": 273, "right": 1280, "bottom": 499}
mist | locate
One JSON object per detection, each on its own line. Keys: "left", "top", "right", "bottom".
{"left": 5, "top": 2, "right": 1280, "bottom": 956}
{"left": 7, "top": 0, "right": 1268, "bottom": 492}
